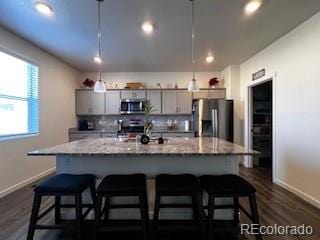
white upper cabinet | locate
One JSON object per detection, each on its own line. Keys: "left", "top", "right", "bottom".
{"left": 162, "top": 90, "right": 177, "bottom": 114}
{"left": 76, "top": 90, "right": 105, "bottom": 115}
{"left": 192, "top": 89, "right": 226, "bottom": 99}
{"left": 162, "top": 90, "right": 192, "bottom": 114}
{"left": 121, "top": 90, "right": 146, "bottom": 99}
{"left": 106, "top": 91, "right": 121, "bottom": 114}
{"left": 147, "top": 90, "right": 162, "bottom": 114}
{"left": 176, "top": 90, "right": 192, "bottom": 114}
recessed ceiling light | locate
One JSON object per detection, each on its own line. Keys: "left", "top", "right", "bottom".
{"left": 35, "top": 2, "right": 53, "bottom": 16}
{"left": 206, "top": 55, "right": 215, "bottom": 64}
{"left": 244, "top": 0, "right": 262, "bottom": 15}
{"left": 141, "top": 21, "right": 154, "bottom": 35}
{"left": 94, "top": 56, "right": 103, "bottom": 64}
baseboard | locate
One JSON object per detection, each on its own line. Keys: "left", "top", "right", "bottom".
{"left": 275, "top": 179, "right": 320, "bottom": 209}
{"left": 0, "top": 167, "right": 56, "bottom": 198}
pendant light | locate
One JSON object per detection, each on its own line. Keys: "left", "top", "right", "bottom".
{"left": 93, "top": 0, "right": 106, "bottom": 93}
{"left": 188, "top": 0, "right": 199, "bottom": 92}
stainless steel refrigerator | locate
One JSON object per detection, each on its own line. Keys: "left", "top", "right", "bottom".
{"left": 192, "top": 99, "right": 234, "bottom": 142}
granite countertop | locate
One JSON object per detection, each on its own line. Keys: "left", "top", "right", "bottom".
{"left": 28, "top": 138, "right": 259, "bottom": 156}
{"left": 69, "top": 128, "right": 195, "bottom": 134}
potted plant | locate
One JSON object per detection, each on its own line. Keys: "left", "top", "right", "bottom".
{"left": 140, "top": 103, "right": 156, "bottom": 144}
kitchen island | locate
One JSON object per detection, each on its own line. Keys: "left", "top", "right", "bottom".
{"left": 28, "top": 137, "right": 258, "bottom": 219}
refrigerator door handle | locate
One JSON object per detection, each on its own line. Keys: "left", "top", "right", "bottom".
{"left": 212, "top": 109, "right": 218, "bottom": 137}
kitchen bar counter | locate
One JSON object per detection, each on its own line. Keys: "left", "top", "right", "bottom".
{"left": 28, "top": 137, "right": 258, "bottom": 220}
{"left": 68, "top": 128, "right": 195, "bottom": 134}
{"left": 28, "top": 137, "right": 258, "bottom": 156}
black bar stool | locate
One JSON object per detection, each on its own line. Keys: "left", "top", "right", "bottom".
{"left": 95, "top": 174, "right": 149, "bottom": 240}
{"left": 153, "top": 174, "right": 205, "bottom": 240}
{"left": 27, "top": 174, "right": 96, "bottom": 240}
{"left": 199, "top": 174, "right": 262, "bottom": 240}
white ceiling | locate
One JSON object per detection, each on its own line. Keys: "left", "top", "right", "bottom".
{"left": 0, "top": 0, "right": 320, "bottom": 72}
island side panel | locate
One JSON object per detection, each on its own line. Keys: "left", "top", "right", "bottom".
{"left": 56, "top": 154, "right": 239, "bottom": 177}
{"left": 56, "top": 154, "right": 240, "bottom": 220}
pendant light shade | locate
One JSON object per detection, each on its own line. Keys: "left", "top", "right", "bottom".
{"left": 94, "top": 0, "right": 106, "bottom": 93}
{"left": 188, "top": 0, "right": 199, "bottom": 92}
{"left": 188, "top": 79, "right": 199, "bottom": 92}
{"left": 94, "top": 72, "right": 106, "bottom": 93}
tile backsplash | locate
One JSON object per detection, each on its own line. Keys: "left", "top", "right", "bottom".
{"left": 77, "top": 115, "right": 192, "bottom": 131}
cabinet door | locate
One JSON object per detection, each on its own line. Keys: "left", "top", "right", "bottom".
{"left": 121, "top": 90, "right": 146, "bottom": 99}
{"left": 208, "top": 89, "right": 226, "bottom": 99}
{"left": 147, "top": 90, "right": 161, "bottom": 114}
{"left": 76, "top": 90, "right": 92, "bottom": 115}
{"left": 192, "top": 90, "right": 209, "bottom": 99}
{"left": 177, "top": 90, "right": 192, "bottom": 114}
{"left": 106, "top": 91, "right": 121, "bottom": 114}
{"left": 91, "top": 92, "right": 105, "bottom": 114}
{"left": 162, "top": 90, "right": 177, "bottom": 114}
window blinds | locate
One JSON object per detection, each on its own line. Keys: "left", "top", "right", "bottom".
{"left": 0, "top": 50, "right": 39, "bottom": 138}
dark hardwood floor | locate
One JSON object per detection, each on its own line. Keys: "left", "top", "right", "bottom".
{"left": 239, "top": 166, "right": 320, "bottom": 240}
{"left": 0, "top": 166, "right": 319, "bottom": 240}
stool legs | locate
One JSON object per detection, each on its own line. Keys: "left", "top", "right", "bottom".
{"left": 196, "top": 193, "right": 206, "bottom": 240}
{"left": 207, "top": 194, "right": 215, "bottom": 240}
{"left": 75, "top": 194, "right": 83, "bottom": 240}
{"left": 55, "top": 196, "right": 61, "bottom": 224}
{"left": 93, "top": 194, "right": 103, "bottom": 239}
{"left": 27, "top": 194, "right": 42, "bottom": 240}
{"left": 249, "top": 193, "right": 262, "bottom": 240}
{"left": 140, "top": 193, "right": 149, "bottom": 240}
{"left": 103, "top": 195, "right": 110, "bottom": 221}
{"left": 153, "top": 193, "right": 161, "bottom": 240}
{"left": 233, "top": 196, "right": 239, "bottom": 226}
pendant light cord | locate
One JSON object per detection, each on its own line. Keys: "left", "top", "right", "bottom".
{"left": 98, "top": 0, "right": 102, "bottom": 58}
{"left": 191, "top": 0, "right": 195, "bottom": 80}
{"left": 97, "top": 0, "right": 103, "bottom": 81}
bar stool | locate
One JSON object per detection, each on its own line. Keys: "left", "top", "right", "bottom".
{"left": 153, "top": 174, "right": 205, "bottom": 240}
{"left": 27, "top": 174, "right": 96, "bottom": 240}
{"left": 199, "top": 174, "right": 262, "bottom": 240}
{"left": 95, "top": 174, "right": 149, "bottom": 240}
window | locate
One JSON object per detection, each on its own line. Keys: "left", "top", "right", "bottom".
{"left": 0, "top": 50, "right": 39, "bottom": 139}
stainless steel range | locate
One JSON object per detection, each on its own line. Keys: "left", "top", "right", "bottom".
{"left": 117, "top": 118, "right": 144, "bottom": 138}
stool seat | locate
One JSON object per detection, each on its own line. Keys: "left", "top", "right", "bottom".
{"left": 156, "top": 174, "right": 201, "bottom": 194}
{"left": 199, "top": 174, "right": 256, "bottom": 196}
{"left": 34, "top": 174, "right": 95, "bottom": 194}
{"left": 97, "top": 174, "right": 146, "bottom": 194}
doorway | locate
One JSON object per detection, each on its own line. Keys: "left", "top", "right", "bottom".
{"left": 251, "top": 80, "right": 273, "bottom": 180}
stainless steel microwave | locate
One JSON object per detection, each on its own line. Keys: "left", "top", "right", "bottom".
{"left": 120, "top": 99, "right": 146, "bottom": 114}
